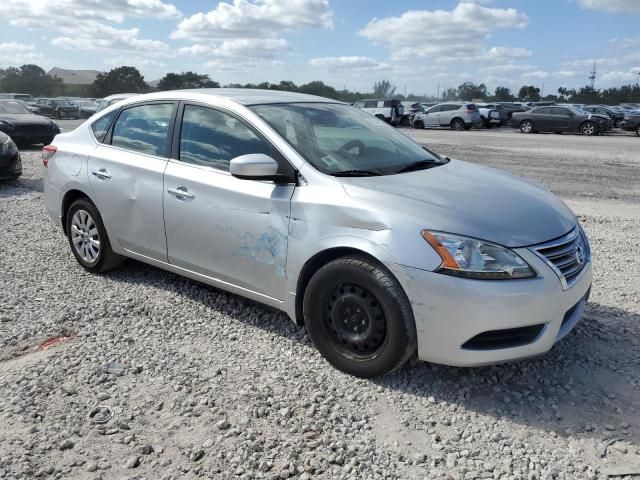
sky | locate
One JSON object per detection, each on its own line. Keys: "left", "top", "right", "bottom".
{"left": 1, "top": 0, "right": 639, "bottom": 96}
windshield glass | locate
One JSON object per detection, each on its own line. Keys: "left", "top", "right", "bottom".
{"left": 251, "top": 103, "right": 442, "bottom": 176}
{"left": 0, "top": 101, "right": 30, "bottom": 114}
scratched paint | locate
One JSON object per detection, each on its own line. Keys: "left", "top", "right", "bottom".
{"left": 235, "top": 227, "right": 287, "bottom": 276}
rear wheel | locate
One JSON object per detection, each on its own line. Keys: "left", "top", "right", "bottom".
{"left": 450, "top": 118, "right": 465, "bottom": 131}
{"left": 520, "top": 120, "right": 533, "bottom": 133}
{"left": 636, "top": 126, "right": 640, "bottom": 137}
{"left": 66, "top": 198, "right": 124, "bottom": 273}
{"left": 303, "top": 256, "right": 417, "bottom": 378}
{"left": 581, "top": 122, "right": 597, "bottom": 136}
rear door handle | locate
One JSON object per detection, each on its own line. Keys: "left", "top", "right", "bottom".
{"left": 167, "top": 187, "right": 195, "bottom": 199}
{"left": 91, "top": 168, "right": 111, "bottom": 179}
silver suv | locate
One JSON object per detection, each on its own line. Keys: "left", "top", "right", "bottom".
{"left": 412, "top": 102, "right": 481, "bottom": 130}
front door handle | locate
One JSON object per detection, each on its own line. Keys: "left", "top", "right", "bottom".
{"left": 167, "top": 187, "right": 195, "bottom": 199}
{"left": 91, "top": 168, "right": 111, "bottom": 179}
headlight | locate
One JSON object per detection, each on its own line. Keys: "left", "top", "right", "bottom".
{"left": 422, "top": 230, "right": 535, "bottom": 280}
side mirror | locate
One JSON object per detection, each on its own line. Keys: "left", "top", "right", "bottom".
{"left": 229, "top": 153, "right": 280, "bottom": 181}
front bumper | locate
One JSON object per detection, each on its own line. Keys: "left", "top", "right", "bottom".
{"left": 387, "top": 248, "right": 592, "bottom": 367}
{"left": 620, "top": 121, "right": 639, "bottom": 132}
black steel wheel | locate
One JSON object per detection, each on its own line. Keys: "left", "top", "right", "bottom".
{"left": 303, "top": 255, "right": 417, "bottom": 378}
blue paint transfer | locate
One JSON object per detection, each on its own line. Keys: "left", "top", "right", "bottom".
{"left": 235, "top": 227, "right": 287, "bottom": 276}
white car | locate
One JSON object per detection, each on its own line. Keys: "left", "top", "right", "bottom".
{"left": 354, "top": 99, "right": 404, "bottom": 126}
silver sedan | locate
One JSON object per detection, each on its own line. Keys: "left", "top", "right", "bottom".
{"left": 43, "top": 89, "right": 592, "bottom": 378}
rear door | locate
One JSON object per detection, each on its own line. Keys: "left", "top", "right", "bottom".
{"left": 550, "top": 107, "right": 571, "bottom": 131}
{"left": 87, "top": 101, "right": 176, "bottom": 260}
{"left": 162, "top": 103, "right": 295, "bottom": 300}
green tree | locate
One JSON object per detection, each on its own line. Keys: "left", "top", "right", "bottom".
{"left": 157, "top": 71, "right": 219, "bottom": 90}
{"left": 518, "top": 85, "right": 541, "bottom": 102}
{"left": 442, "top": 87, "right": 458, "bottom": 101}
{"left": 457, "top": 82, "right": 487, "bottom": 101}
{"left": 91, "top": 66, "right": 147, "bottom": 97}
{"left": 494, "top": 86, "right": 514, "bottom": 101}
{"left": 0, "top": 64, "right": 62, "bottom": 96}
{"left": 372, "top": 80, "right": 396, "bottom": 98}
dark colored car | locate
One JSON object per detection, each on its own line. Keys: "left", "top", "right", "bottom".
{"left": 620, "top": 112, "right": 640, "bottom": 136}
{"left": 35, "top": 98, "right": 80, "bottom": 119}
{"left": 582, "top": 105, "right": 625, "bottom": 128}
{"left": 0, "top": 100, "right": 61, "bottom": 146}
{"left": 71, "top": 100, "right": 98, "bottom": 119}
{"left": 0, "top": 131, "right": 21, "bottom": 180}
{"left": 511, "top": 105, "right": 609, "bottom": 136}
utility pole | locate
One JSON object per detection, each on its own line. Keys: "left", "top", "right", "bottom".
{"left": 588, "top": 60, "right": 597, "bottom": 89}
{"left": 540, "top": 83, "right": 544, "bottom": 98}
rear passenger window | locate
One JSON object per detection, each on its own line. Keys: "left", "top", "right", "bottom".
{"left": 179, "top": 105, "right": 270, "bottom": 172}
{"left": 111, "top": 103, "right": 174, "bottom": 156}
{"left": 91, "top": 110, "right": 117, "bottom": 143}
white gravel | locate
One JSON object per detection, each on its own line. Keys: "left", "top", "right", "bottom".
{"left": 1, "top": 126, "right": 639, "bottom": 479}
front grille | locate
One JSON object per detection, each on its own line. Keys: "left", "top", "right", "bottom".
{"left": 532, "top": 228, "right": 589, "bottom": 288}
{"left": 462, "top": 324, "right": 545, "bottom": 350}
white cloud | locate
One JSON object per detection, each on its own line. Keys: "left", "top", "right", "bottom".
{"left": 578, "top": 0, "right": 640, "bottom": 13}
{"left": 553, "top": 70, "right": 581, "bottom": 78}
{"left": 4, "top": 0, "right": 180, "bottom": 25}
{"left": 358, "top": 3, "right": 528, "bottom": 60}
{"left": 0, "top": 42, "right": 42, "bottom": 66}
{"left": 485, "top": 47, "right": 533, "bottom": 60}
{"left": 172, "top": 0, "right": 333, "bottom": 40}
{"left": 520, "top": 70, "right": 548, "bottom": 80}
{"left": 600, "top": 70, "right": 640, "bottom": 83}
{"left": 178, "top": 39, "right": 291, "bottom": 59}
{"left": 308, "top": 56, "right": 391, "bottom": 72}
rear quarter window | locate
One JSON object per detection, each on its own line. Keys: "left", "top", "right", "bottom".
{"left": 91, "top": 110, "right": 118, "bottom": 143}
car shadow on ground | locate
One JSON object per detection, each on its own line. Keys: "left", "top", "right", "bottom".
{"left": 104, "top": 258, "right": 640, "bottom": 445}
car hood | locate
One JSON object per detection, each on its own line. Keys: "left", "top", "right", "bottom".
{"left": 342, "top": 160, "right": 576, "bottom": 248}
{"left": 0, "top": 113, "right": 54, "bottom": 126}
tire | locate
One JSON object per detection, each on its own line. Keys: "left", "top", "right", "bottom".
{"left": 450, "top": 118, "right": 465, "bottom": 131}
{"left": 520, "top": 120, "right": 533, "bottom": 134}
{"left": 413, "top": 120, "right": 425, "bottom": 129}
{"left": 303, "top": 255, "right": 417, "bottom": 378}
{"left": 614, "top": 120, "right": 622, "bottom": 128}
{"left": 636, "top": 126, "right": 640, "bottom": 137}
{"left": 66, "top": 198, "right": 124, "bottom": 273}
{"left": 580, "top": 122, "right": 597, "bottom": 136}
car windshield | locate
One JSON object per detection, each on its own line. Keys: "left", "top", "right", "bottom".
{"left": 0, "top": 101, "right": 31, "bottom": 114}
{"left": 251, "top": 103, "right": 443, "bottom": 176}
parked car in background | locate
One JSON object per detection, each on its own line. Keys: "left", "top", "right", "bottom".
{"left": 0, "top": 99, "right": 61, "bottom": 146}
{"left": 411, "top": 103, "right": 481, "bottom": 130}
{"left": 582, "top": 105, "right": 625, "bottom": 128}
{"left": 511, "top": 105, "right": 608, "bottom": 136}
{"left": 494, "top": 102, "right": 530, "bottom": 119}
{"left": 475, "top": 104, "right": 507, "bottom": 129}
{"left": 0, "top": 131, "right": 21, "bottom": 180}
{"left": 354, "top": 99, "right": 404, "bottom": 126}
{"left": 43, "top": 89, "right": 592, "bottom": 378}
{"left": 72, "top": 99, "right": 98, "bottom": 119}
{"left": 35, "top": 98, "right": 80, "bottom": 119}
{"left": 620, "top": 112, "right": 640, "bottom": 136}
{"left": 94, "top": 93, "right": 141, "bottom": 113}
{"left": 0, "top": 93, "right": 40, "bottom": 113}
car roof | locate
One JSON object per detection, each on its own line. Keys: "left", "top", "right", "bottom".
{"left": 116, "top": 89, "right": 340, "bottom": 106}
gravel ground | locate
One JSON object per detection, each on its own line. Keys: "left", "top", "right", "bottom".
{"left": 1, "top": 125, "right": 639, "bottom": 479}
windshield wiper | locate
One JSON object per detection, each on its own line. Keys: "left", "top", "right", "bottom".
{"left": 332, "top": 169, "right": 382, "bottom": 177}
{"left": 394, "top": 159, "right": 441, "bottom": 174}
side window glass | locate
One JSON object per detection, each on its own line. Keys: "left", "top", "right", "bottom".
{"left": 91, "top": 110, "right": 118, "bottom": 143}
{"left": 179, "top": 105, "right": 271, "bottom": 172}
{"left": 111, "top": 103, "right": 174, "bottom": 156}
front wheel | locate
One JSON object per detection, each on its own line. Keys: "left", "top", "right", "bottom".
{"left": 413, "top": 119, "right": 425, "bottom": 129}
{"left": 636, "top": 126, "right": 640, "bottom": 137}
{"left": 581, "top": 122, "right": 597, "bottom": 136}
{"left": 66, "top": 198, "right": 124, "bottom": 273}
{"left": 303, "top": 256, "right": 417, "bottom": 378}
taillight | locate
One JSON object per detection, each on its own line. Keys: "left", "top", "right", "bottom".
{"left": 42, "top": 145, "right": 57, "bottom": 167}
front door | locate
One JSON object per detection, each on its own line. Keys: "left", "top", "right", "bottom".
{"left": 163, "top": 103, "right": 295, "bottom": 300}
{"left": 87, "top": 102, "right": 176, "bottom": 260}
{"left": 424, "top": 106, "right": 441, "bottom": 127}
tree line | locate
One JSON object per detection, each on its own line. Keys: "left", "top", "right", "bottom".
{"left": 1, "top": 64, "right": 639, "bottom": 105}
